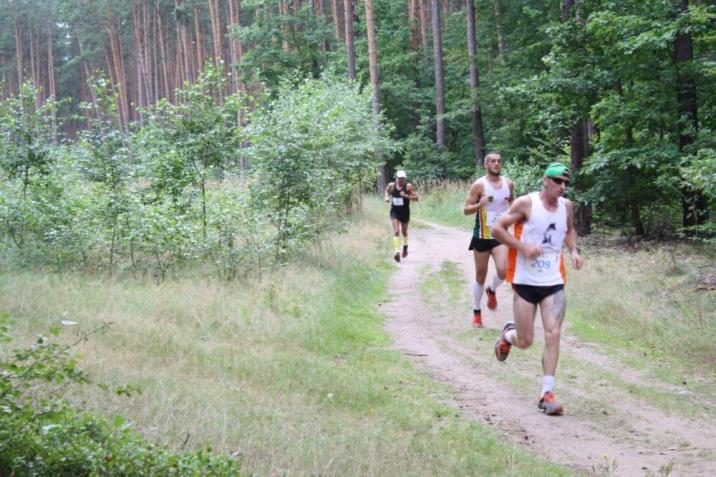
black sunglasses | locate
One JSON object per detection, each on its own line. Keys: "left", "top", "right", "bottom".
{"left": 550, "top": 177, "right": 570, "bottom": 186}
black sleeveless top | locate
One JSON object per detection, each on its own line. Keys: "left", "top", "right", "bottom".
{"left": 391, "top": 183, "right": 410, "bottom": 210}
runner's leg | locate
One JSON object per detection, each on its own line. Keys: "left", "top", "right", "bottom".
{"left": 473, "top": 249, "right": 489, "bottom": 285}
{"left": 400, "top": 221, "right": 409, "bottom": 257}
{"left": 494, "top": 291, "right": 536, "bottom": 360}
{"left": 489, "top": 244, "right": 509, "bottom": 289}
{"left": 537, "top": 289, "right": 567, "bottom": 415}
{"left": 508, "top": 292, "right": 538, "bottom": 349}
{"left": 473, "top": 251, "right": 489, "bottom": 303}
{"left": 391, "top": 218, "right": 401, "bottom": 261}
{"left": 471, "top": 250, "right": 490, "bottom": 327}
{"left": 538, "top": 289, "right": 566, "bottom": 376}
{"left": 486, "top": 244, "right": 508, "bottom": 309}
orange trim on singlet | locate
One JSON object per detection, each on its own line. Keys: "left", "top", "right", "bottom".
{"left": 559, "top": 253, "right": 567, "bottom": 284}
{"left": 506, "top": 222, "right": 523, "bottom": 284}
{"left": 507, "top": 222, "right": 568, "bottom": 285}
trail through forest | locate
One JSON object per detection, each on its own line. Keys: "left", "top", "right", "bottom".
{"left": 381, "top": 221, "right": 716, "bottom": 476}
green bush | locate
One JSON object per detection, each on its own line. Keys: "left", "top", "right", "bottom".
{"left": 0, "top": 313, "right": 241, "bottom": 476}
{"left": 205, "top": 179, "right": 273, "bottom": 280}
{"left": 246, "top": 75, "right": 395, "bottom": 260}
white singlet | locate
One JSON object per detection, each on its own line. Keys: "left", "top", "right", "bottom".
{"left": 474, "top": 177, "right": 511, "bottom": 239}
{"left": 507, "top": 192, "right": 568, "bottom": 286}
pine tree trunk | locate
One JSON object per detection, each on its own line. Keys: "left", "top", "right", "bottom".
{"left": 132, "top": 0, "right": 148, "bottom": 120}
{"left": 118, "top": 19, "right": 131, "bottom": 122}
{"left": 156, "top": 3, "right": 173, "bottom": 102}
{"left": 570, "top": 119, "right": 591, "bottom": 235}
{"left": 560, "top": 0, "right": 575, "bottom": 20}
{"left": 176, "top": 0, "right": 194, "bottom": 85}
{"left": 431, "top": 0, "right": 445, "bottom": 149}
{"left": 562, "top": 0, "right": 591, "bottom": 235}
{"left": 76, "top": 34, "right": 99, "bottom": 118}
{"left": 29, "top": 22, "right": 42, "bottom": 108}
{"left": 419, "top": 0, "right": 431, "bottom": 66}
{"left": 14, "top": 6, "right": 24, "bottom": 96}
{"left": 195, "top": 5, "right": 206, "bottom": 74}
{"left": 228, "top": 0, "right": 245, "bottom": 97}
{"left": 153, "top": 7, "right": 161, "bottom": 99}
{"left": 409, "top": 0, "right": 420, "bottom": 52}
{"left": 175, "top": 48, "right": 183, "bottom": 91}
{"left": 569, "top": 121, "right": 586, "bottom": 173}
{"left": 344, "top": 0, "right": 356, "bottom": 81}
{"left": 364, "top": 0, "right": 386, "bottom": 191}
{"left": 174, "top": 8, "right": 183, "bottom": 89}
{"left": 1, "top": 56, "right": 9, "bottom": 97}
{"left": 29, "top": 24, "right": 35, "bottom": 89}
{"left": 466, "top": 0, "right": 486, "bottom": 165}
{"left": 280, "top": 0, "right": 291, "bottom": 52}
{"left": 494, "top": 0, "right": 506, "bottom": 61}
{"left": 144, "top": 1, "right": 155, "bottom": 104}
{"left": 331, "top": 0, "right": 344, "bottom": 43}
{"left": 674, "top": 0, "right": 707, "bottom": 230}
{"left": 317, "top": 0, "right": 330, "bottom": 51}
{"left": 47, "top": 18, "right": 57, "bottom": 142}
{"left": 208, "top": 0, "right": 225, "bottom": 69}
{"left": 104, "top": 48, "right": 118, "bottom": 107}
{"left": 106, "top": 6, "right": 130, "bottom": 126}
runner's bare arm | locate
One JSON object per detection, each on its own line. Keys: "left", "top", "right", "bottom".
{"left": 492, "top": 196, "right": 541, "bottom": 259}
{"left": 404, "top": 184, "right": 419, "bottom": 201}
{"left": 463, "top": 181, "right": 488, "bottom": 215}
{"left": 508, "top": 180, "right": 515, "bottom": 204}
{"left": 563, "top": 199, "right": 584, "bottom": 270}
{"left": 384, "top": 183, "right": 394, "bottom": 202}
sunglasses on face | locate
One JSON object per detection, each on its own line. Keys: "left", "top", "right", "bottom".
{"left": 550, "top": 177, "right": 570, "bottom": 186}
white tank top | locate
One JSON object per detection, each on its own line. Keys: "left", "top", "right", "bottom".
{"left": 509, "top": 192, "right": 567, "bottom": 286}
{"left": 474, "top": 177, "right": 511, "bottom": 239}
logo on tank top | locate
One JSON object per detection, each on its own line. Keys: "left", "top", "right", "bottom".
{"left": 542, "top": 223, "right": 556, "bottom": 246}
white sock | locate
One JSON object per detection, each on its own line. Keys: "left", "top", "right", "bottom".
{"left": 490, "top": 275, "right": 504, "bottom": 292}
{"left": 504, "top": 328, "right": 516, "bottom": 345}
{"left": 541, "top": 375, "right": 555, "bottom": 397}
{"left": 471, "top": 281, "right": 484, "bottom": 311}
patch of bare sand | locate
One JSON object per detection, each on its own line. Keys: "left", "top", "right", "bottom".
{"left": 382, "top": 221, "right": 716, "bottom": 476}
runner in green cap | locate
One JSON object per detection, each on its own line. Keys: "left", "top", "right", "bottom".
{"left": 544, "top": 162, "right": 570, "bottom": 178}
{"left": 491, "top": 162, "right": 584, "bottom": 416}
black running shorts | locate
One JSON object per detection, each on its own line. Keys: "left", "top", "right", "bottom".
{"left": 512, "top": 284, "right": 564, "bottom": 305}
{"left": 390, "top": 208, "right": 410, "bottom": 223}
{"left": 469, "top": 237, "right": 501, "bottom": 252}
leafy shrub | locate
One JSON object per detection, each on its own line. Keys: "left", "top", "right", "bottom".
{"left": 0, "top": 313, "right": 241, "bottom": 476}
{"left": 0, "top": 72, "right": 399, "bottom": 277}
{"left": 205, "top": 179, "right": 273, "bottom": 280}
{"left": 125, "top": 194, "right": 203, "bottom": 281}
{"left": 246, "top": 75, "right": 395, "bottom": 260}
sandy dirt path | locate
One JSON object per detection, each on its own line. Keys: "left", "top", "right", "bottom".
{"left": 381, "top": 221, "right": 716, "bottom": 476}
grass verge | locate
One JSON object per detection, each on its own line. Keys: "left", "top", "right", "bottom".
{"left": 1, "top": 196, "right": 568, "bottom": 476}
{"left": 413, "top": 181, "right": 471, "bottom": 229}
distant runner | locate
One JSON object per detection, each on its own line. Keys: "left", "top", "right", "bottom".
{"left": 384, "top": 170, "right": 419, "bottom": 262}
{"left": 463, "top": 152, "right": 514, "bottom": 328}
{"left": 491, "top": 162, "right": 584, "bottom": 416}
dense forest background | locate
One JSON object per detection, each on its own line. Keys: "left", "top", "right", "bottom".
{"left": 1, "top": 2, "right": 715, "bottom": 474}
{"left": 1, "top": 0, "right": 715, "bottom": 278}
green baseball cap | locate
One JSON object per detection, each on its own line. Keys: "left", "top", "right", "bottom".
{"left": 544, "top": 162, "right": 570, "bottom": 178}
